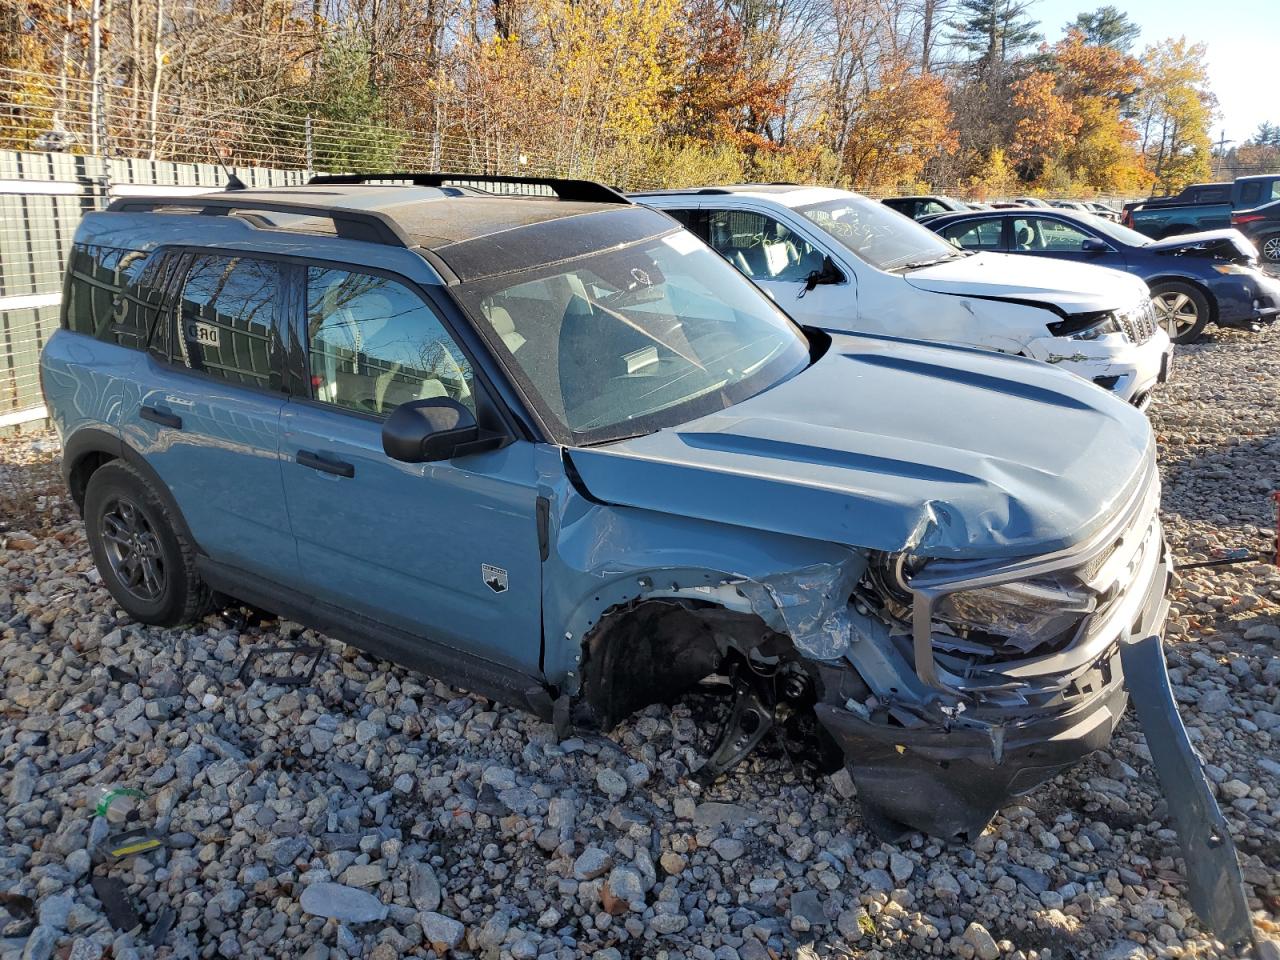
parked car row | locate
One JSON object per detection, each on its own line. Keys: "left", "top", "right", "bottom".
{"left": 925, "top": 206, "right": 1280, "bottom": 343}
{"left": 38, "top": 173, "right": 1255, "bottom": 949}
{"left": 637, "top": 185, "right": 1172, "bottom": 406}
{"left": 883, "top": 194, "right": 1122, "bottom": 223}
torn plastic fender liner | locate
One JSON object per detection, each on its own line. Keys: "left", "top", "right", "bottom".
{"left": 737, "top": 561, "right": 866, "bottom": 660}
{"left": 1120, "top": 634, "right": 1257, "bottom": 952}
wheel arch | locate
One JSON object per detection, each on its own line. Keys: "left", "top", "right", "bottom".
{"left": 64, "top": 428, "right": 201, "bottom": 551}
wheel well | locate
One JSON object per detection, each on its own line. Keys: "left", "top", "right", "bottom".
{"left": 1148, "top": 275, "right": 1218, "bottom": 323}
{"left": 67, "top": 450, "right": 117, "bottom": 511}
{"left": 573, "top": 598, "right": 785, "bottom": 731}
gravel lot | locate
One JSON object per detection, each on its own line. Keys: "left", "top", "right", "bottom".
{"left": 2, "top": 326, "right": 1279, "bottom": 960}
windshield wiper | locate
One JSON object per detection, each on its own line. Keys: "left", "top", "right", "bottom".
{"left": 886, "top": 251, "right": 968, "bottom": 272}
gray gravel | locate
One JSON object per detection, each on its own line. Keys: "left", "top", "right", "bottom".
{"left": 2, "top": 326, "right": 1279, "bottom": 959}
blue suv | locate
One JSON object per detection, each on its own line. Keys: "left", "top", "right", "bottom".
{"left": 39, "top": 174, "right": 1252, "bottom": 945}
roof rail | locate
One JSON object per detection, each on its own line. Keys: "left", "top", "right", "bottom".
{"left": 106, "top": 196, "right": 412, "bottom": 247}
{"left": 307, "top": 172, "right": 631, "bottom": 205}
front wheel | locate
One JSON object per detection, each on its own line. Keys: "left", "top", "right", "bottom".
{"left": 1150, "top": 282, "right": 1210, "bottom": 344}
{"left": 84, "top": 460, "right": 211, "bottom": 626}
{"left": 1261, "top": 235, "right": 1280, "bottom": 264}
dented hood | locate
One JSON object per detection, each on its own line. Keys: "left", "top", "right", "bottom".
{"left": 903, "top": 252, "right": 1147, "bottom": 313}
{"left": 568, "top": 333, "right": 1155, "bottom": 560}
{"left": 1143, "top": 228, "right": 1258, "bottom": 261}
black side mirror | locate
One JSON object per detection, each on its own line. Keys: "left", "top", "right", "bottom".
{"left": 1080, "top": 237, "right": 1110, "bottom": 254}
{"left": 382, "top": 397, "right": 481, "bottom": 463}
{"left": 802, "top": 255, "right": 843, "bottom": 294}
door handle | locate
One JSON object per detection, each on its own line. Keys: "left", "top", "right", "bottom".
{"left": 297, "top": 450, "right": 355, "bottom": 478}
{"left": 140, "top": 405, "right": 182, "bottom": 429}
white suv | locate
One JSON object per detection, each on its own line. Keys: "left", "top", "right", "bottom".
{"left": 635, "top": 185, "right": 1173, "bottom": 407}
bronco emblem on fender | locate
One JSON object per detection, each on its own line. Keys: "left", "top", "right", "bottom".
{"left": 481, "top": 564, "right": 508, "bottom": 594}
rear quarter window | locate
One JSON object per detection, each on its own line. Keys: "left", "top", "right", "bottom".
{"left": 63, "top": 243, "right": 168, "bottom": 349}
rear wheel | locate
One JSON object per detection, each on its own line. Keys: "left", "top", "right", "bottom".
{"left": 84, "top": 461, "right": 211, "bottom": 626}
{"left": 1150, "top": 282, "right": 1210, "bottom": 344}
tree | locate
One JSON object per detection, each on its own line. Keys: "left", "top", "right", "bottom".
{"left": 1135, "top": 37, "right": 1217, "bottom": 193}
{"left": 1067, "top": 6, "right": 1140, "bottom": 52}
{"left": 1252, "top": 122, "right": 1280, "bottom": 147}
{"left": 949, "top": 0, "right": 1042, "bottom": 74}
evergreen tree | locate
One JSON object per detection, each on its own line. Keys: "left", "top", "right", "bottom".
{"left": 950, "top": 0, "right": 1043, "bottom": 73}
{"left": 1067, "top": 6, "right": 1141, "bottom": 51}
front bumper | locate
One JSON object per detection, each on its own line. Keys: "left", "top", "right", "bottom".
{"left": 1215, "top": 269, "right": 1280, "bottom": 325}
{"left": 1026, "top": 327, "right": 1173, "bottom": 407}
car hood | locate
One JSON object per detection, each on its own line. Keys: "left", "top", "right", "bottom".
{"left": 568, "top": 333, "right": 1155, "bottom": 561}
{"left": 1143, "top": 228, "right": 1258, "bottom": 261}
{"left": 903, "top": 252, "right": 1147, "bottom": 313}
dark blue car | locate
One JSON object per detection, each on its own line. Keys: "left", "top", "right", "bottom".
{"left": 926, "top": 208, "right": 1280, "bottom": 343}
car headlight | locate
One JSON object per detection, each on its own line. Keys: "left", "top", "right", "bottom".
{"left": 932, "top": 579, "right": 1096, "bottom": 652}
{"left": 1212, "top": 263, "right": 1254, "bottom": 275}
{"left": 1071, "top": 315, "right": 1122, "bottom": 340}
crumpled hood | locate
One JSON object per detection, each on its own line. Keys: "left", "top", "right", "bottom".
{"left": 1144, "top": 228, "right": 1258, "bottom": 261}
{"left": 568, "top": 333, "right": 1155, "bottom": 560}
{"left": 904, "top": 252, "right": 1148, "bottom": 314}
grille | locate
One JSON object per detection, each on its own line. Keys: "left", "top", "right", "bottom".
{"left": 1120, "top": 299, "right": 1157, "bottom": 343}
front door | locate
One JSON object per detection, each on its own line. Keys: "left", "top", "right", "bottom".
{"left": 278, "top": 263, "right": 545, "bottom": 674}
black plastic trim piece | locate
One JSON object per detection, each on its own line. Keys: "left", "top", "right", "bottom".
{"left": 196, "top": 558, "right": 553, "bottom": 720}
{"left": 140, "top": 405, "right": 182, "bottom": 430}
{"left": 536, "top": 496, "right": 551, "bottom": 561}
{"left": 107, "top": 197, "right": 413, "bottom": 248}
{"left": 307, "top": 172, "right": 631, "bottom": 205}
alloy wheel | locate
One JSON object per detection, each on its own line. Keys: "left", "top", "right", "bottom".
{"left": 1262, "top": 236, "right": 1280, "bottom": 263}
{"left": 100, "top": 497, "right": 166, "bottom": 602}
{"left": 1152, "top": 292, "right": 1199, "bottom": 339}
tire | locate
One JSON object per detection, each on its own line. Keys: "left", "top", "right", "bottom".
{"left": 1261, "top": 234, "right": 1280, "bottom": 265}
{"left": 1149, "top": 281, "right": 1210, "bottom": 344}
{"left": 84, "top": 460, "right": 212, "bottom": 626}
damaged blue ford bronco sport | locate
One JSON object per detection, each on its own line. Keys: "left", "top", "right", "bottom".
{"left": 40, "top": 174, "right": 1254, "bottom": 948}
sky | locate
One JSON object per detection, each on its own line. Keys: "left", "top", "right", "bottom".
{"left": 1029, "top": 0, "right": 1277, "bottom": 147}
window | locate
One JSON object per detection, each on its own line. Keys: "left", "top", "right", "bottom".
{"left": 797, "top": 196, "right": 960, "bottom": 271}
{"left": 1271, "top": 182, "right": 1280, "bottom": 203}
{"left": 306, "top": 267, "right": 474, "bottom": 417}
{"left": 919, "top": 200, "right": 948, "bottom": 217}
{"left": 1240, "top": 182, "right": 1263, "bottom": 206}
{"left": 454, "top": 232, "right": 809, "bottom": 445}
{"left": 176, "top": 255, "right": 281, "bottom": 387}
{"left": 704, "top": 209, "right": 827, "bottom": 282}
{"left": 63, "top": 243, "right": 167, "bottom": 349}
{"left": 942, "top": 219, "right": 1004, "bottom": 251}
{"left": 662, "top": 208, "right": 701, "bottom": 232}
{"left": 1011, "top": 217, "right": 1092, "bottom": 252}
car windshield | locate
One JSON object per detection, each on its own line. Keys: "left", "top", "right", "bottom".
{"left": 1079, "top": 214, "right": 1153, "bottom": 247}
{"left": 796, "top": 195, "right": 962, "bottom": 271}
{"left": 453, "top": 231, "right": 811, "bottom": 446}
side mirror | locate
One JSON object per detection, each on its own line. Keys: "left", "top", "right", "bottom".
{"left": 1081, "top": 237, "right": 1110, "bottom": 254}
{"left": 382, "top": 397, "right": 480, "bottom": 463}
{"left": 802, "top": 255, "right": 844, "bottom": 293}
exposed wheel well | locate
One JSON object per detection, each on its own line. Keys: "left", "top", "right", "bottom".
{"left": 68, "top": 450, "right": 117, "bottom": 511}
{"left": 1148, "top": 275, "right": 1218, "bottom": 323}
{"left": 572, "top": 598, "right": 789, "bottom": 731}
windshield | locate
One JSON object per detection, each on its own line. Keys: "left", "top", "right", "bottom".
{"left": 1078, "top": 213, "right": 1152, "bottom": 247}
{"left": 796, "top": 196, "right": 961, "bottom": 271}
{"left": 453, "top": 231, "right": 811, "bottom": 446}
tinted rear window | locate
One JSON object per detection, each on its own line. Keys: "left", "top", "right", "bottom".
{"left": 63, "top": 243, "right": 167, "bottom": 349}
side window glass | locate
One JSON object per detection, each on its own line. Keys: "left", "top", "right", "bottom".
{"left": 705, "top": 209, "right": 826, "bottom": 282}
{"left": 63, "top": 243, "right": 164, "bottom": 348}
{"left": 944, "top": 219, "right": 1002, "bottom": 251}
{"left": 306, "top": 267, "right": 474, "bottom": 417}
{"left": 1271, "top": 182, "right": 1280, "bottom": 202}
{"left": 177, "top": 255, "right": 281, "bottom": 388}
{"left": 663, "top": 208, "right": 703, "bottom": 238}
{"left": 1013, "top": 217, "right": 1090, "bottom": 251}
{"left": 920, "top": 201, "right": 946, "bottom": 216}
{"left": 1240, "top": 183, "right": 1262, "bottom": 205}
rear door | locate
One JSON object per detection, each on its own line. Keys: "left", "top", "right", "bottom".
{"left": 124, "top": 251, "right": 296, "bottom": 580}
{"left": 1009, "top": 215, "right": 1113, "bottom": 264}
{"left": 278, "top": 263, "right": 545, "bottom": 673}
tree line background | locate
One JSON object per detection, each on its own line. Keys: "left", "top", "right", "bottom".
{"left": 1, "top": 0, "right": 1277, "bottom": 196}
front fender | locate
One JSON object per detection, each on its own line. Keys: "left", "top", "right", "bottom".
{"left": 539, "top": 479, "right": 865, "bottom": 690}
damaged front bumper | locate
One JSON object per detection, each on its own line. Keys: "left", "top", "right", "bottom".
{"left": 811, "top": 479, "right": 1257, "bottom": 948}
{"left": 1026, "top": 326, "right": 1172, "bottom": 407}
